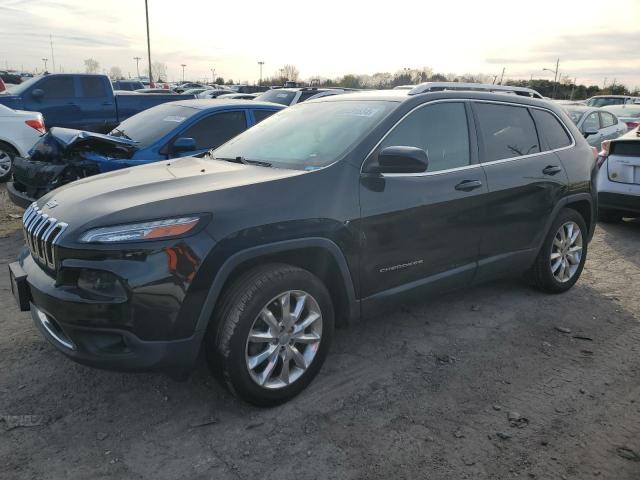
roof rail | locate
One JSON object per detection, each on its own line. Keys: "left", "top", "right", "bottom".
{"left": 408, "top": 82, "right": 544, "bottom": 99}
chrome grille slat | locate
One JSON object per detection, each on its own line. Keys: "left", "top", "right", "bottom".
{"left": 21, "top": 204, "right": 68, "bottom": 270}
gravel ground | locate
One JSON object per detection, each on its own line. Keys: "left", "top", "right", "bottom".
{"left": 1, "top": 182, "right": 639, "bottom": 479}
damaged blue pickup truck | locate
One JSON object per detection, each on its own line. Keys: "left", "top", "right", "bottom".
{"left": 7, "top": 99, "right": 284, "bottom": 208}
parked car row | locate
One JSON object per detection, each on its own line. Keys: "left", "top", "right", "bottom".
{"left": 13, "top": 82, "right": 631, "bottom": 407}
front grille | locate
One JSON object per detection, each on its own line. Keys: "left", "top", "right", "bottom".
{"left": 22, "top": 203, "right": 68, "bottom": 270}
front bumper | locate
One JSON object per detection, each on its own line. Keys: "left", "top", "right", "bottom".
{"left": 6, "top": 181, "right": 35, "bottom": 209}
{"left": 29, "top": 302, "right": 204, "bottom": 373}
{"left": 598, "top": 191, "right": 640, "bottom": 216}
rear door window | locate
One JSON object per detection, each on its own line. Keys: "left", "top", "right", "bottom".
{"left": 253, "top": 110, "right": 277, "bottom": 124}
{"left": 36, "top": 76, "right": 75, "bottom": 98}
{"left": 379, "top": 102, "right": 470, "bottom": 172}
{"left": 179, "top": 110, "right": 247, "bottom": 150}
{"left": 474, "top": 103, "right": 540, "bottom": 160}
{"left": 582, "top": 112, "right": 601, "bottom": 131}
{"left": 600, "top": 112, "right": 616, "bottom": 128}
{"left": 531, "top": 109, "right": 572, "bottom": 150}
{"left": 80, "top": 77, "right": 108, "bottom": 98}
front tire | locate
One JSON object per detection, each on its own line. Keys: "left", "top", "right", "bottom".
{"left": 529, "top": 208, "right": 588, "bottom": 293}
{"left": 206, "top": 264, "right": 334, "bottom": 406}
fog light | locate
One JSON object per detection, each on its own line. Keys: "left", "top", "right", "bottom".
{"left": 77, "top": 269, "right": 127, "bottom": 300}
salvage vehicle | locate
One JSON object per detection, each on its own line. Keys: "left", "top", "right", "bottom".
{"left": 596, "top": 126, "right": 640, "bottom": 222}
{"left": 10, "top": 83, "right": 598, "bottom": 406}
{"left": 7, "top": 99, "right": 284, "bottom": 207}
{"left": 0, "top": 74, "right": 194, "bottom": 133}
{"left": 563, "top": 105, "right": 627, "bottom": 147}
{"left": 0, "top": 104, "right": 46, "bottom": 182}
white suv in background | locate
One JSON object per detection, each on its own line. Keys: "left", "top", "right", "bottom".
{"left": 0, "top": 104, "right": 45, "bottom": 182}
{"left": 597, "top": 127, "right": 640, "bottom": 222}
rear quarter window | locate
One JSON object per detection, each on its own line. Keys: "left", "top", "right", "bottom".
{"left": 474, "top": 103, "right": 540, "bottom": 160}
{"left": 531, "top": 109, "right": 572, "bottom": 150}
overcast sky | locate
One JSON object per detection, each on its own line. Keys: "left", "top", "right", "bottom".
{"left": 1, "top": 0, "right": 639, "bottom": 88}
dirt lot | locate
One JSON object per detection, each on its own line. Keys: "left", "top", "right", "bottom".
{"left": 1, "top": 183, "right": 639, "bottom": 480}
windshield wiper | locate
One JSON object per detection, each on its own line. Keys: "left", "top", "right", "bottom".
{"left": 111, "top": 127, "right": 132, "bottom": 140}
{"left": 212, "top": 156, "right": 272, "bottom": 168}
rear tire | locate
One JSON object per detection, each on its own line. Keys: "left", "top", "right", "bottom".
{"left": 597, "top": 209, "right": 623, "bottom": 223}
{"left": 529, "top": 208, "right": 588, "bottom": 294}
{"left": 206, "top": 263, "right": 334, "bottom": 406}
{"left": 0, "top": 142, "right": 18, "bottom": 182}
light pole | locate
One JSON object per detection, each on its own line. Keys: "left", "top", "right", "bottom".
{"left": 210, "top": 68, "right": 215, "bottom": 84}
{"left": 543, "top": 58, "right": 559, "bottom": 99}
{"left": 133, "top": 56, "right": 141, "bottom": 79}
{"left": 258, "top": 61, "right": 264, "bottom": 85}
{"left": 181, "top": 64, "right": 187, "bottom": 82}
{"left": 42, "top": 58, "right": 48, "bottom": 72}
{"left": 145, "top": 0, "right": 153, "bottom": 86}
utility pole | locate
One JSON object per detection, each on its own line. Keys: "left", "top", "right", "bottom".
{"left": 49, "top": 34, "right": 56, "bottom": 72}
{"left": 181, "top": 64, "right": 186, "bottom": 82}
{"left": 144, "top": 0, "right": 153, "bottom": 86}
{"left": 499, "top": 67, "right": 505, "bottom": 85}
{"left": 570, "top": 77, "right": 577, "bottom": 100}
{"left": 542, "top": 58, "right": 560, "bottom": 99}
{"left": 210, "top": 68, "right": 215, "bottom": 84}
{"left": 492, "top": 74, "right": 498, "bottom": 85}
{"left": 133, "top": 56, "right": 141, "bottom": 78}
{"left": 258, "top": 61, "right": 264, "bottom": 85}
{"left": 42, "top": 58, "right": 48, "bottom": 72}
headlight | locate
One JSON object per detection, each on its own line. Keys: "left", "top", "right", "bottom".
{"left": 80, "top": 216, "right": 201, "bottom": 243}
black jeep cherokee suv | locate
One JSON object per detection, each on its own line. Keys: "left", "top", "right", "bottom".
{"left": 10, "top": 86, "right": 598, "bottom": 405}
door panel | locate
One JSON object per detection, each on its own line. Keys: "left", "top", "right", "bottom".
{"left": 77, "top": 76, "right": 117, "bottom": 132}
{"left": 358, "top": 167, "right": 487, "bottom": 298}
{"left": 24, "top": 75, "right": 81, "bottom": 129}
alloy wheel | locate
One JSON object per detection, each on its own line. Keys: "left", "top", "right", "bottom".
{"left": 550, "top": 221, "right": 583, "bottom": 283}
{"left": 245, "top": 290, "right": 323, "bottom": 389}
{"left": 0, "top": 150, "right": 12, "bottom": 177}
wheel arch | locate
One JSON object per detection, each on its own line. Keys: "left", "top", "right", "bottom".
{"left": 194, "top": 238, "right": 360, "bottom": 336}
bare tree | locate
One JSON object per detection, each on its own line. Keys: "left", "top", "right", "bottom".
{"left": 84, "top": 58, "right": 100, "bottom": 73}
{"left": 146, "top": 62, "right": 167, "bottom": 82}
{"left": 278, "top": 64, "right": 299, "bottom": 82}
{"left": 109, "top": 66, "right": 123, "bottom": 79}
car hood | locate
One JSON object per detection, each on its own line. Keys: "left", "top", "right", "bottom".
{"left": 30, "top": 127, "right": 139, "bottom": 162}
{"left": 36, "top": 155, "right": 306, "bottom": 238}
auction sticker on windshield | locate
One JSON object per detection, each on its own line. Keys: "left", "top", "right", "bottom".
{"left": 337, "top": 107, "right": 380, "bottom": 117}
{"left": 163, "top": 116, "right": 187, "bottom": 123}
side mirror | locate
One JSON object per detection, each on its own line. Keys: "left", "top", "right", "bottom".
{"left": 583, "top": 128, "right": 598, "bottom": 137}
{"left": 364, "top": 146, "right": 428, "bottom": 174}
{"left": 172, "top": 137, "right": 196, "bottom": 153}
{"left": 31, "top": 88, "right": 44, "bottom": 100}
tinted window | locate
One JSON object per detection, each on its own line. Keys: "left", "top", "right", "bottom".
{"left": 475, "top": 103, "right": 540, "bottom": 160}
{"left": 531, "top": 109, "right": 572, "bottom": 150}
{"left": 253, "top": 110, "right": 276, "bottom": 124}
{"left": 297, "top": 91, "right": 320, "bottom": 103}
{"left": 582, "top": 112, "right": 600, "bottom": 131}
{"left": 109, "top": 103, "right": 198, "bottom": 147}
{"left": 80, "top": 77, "right": 108, "bottom": 98}
{"left": 37, "top": 76, "right": 74, "bottom": 98}
{"left": 379, "top": 102, "right": 470, "bottom": 172}
{"left": 179, "top": 111, "right": 247, "bottom": 150}
{"left": 600, "top": 112, "right": 616, "bottom": 128}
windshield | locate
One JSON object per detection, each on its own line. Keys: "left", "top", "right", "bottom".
{"left": 211, "top": 100, "right": 396, "bottom": 170}
{"left": 254, "top": 90, "right": 297, "bottom": 106}
{"left": 5, "top": 75, "right": 44, "bottom": 95}
{"left": 586, "top": 97, "right": 626, "bottom": 107}
{"left": 109, "top": 103, "right": 198, "bottom": 146}
{"left": 564, "top": 108, "right": 587, "bottom": 125}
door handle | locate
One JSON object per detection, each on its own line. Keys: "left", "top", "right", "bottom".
{"left": 454, "top": 179, "right": 483, "bottom": 191}
{"left": 542, "top": 165, "right": 563, "bottom": 175}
